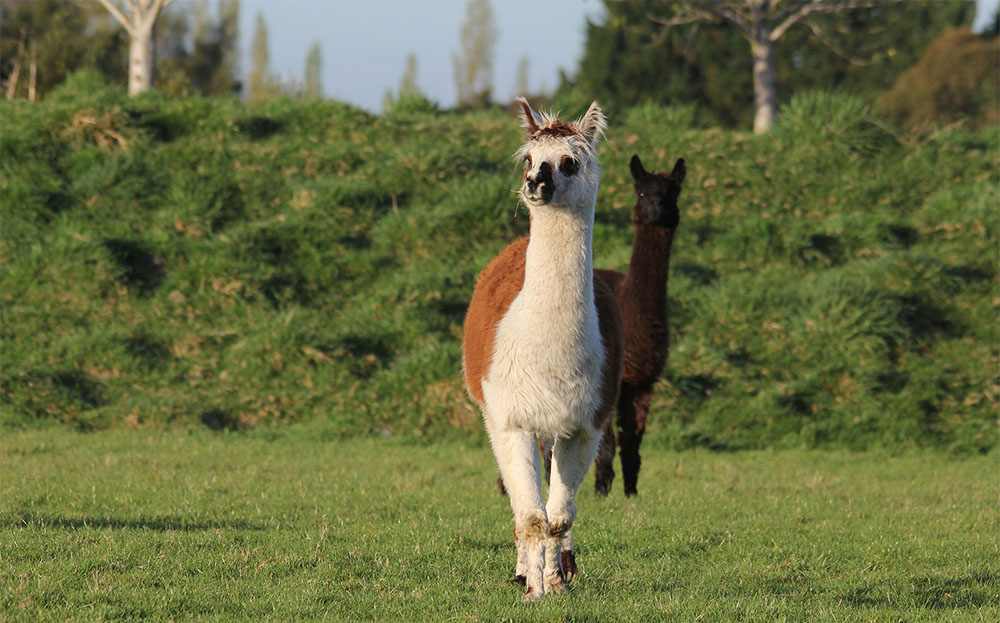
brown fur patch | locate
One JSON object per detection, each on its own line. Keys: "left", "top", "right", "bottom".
{"left": 462, "top": 238, "right": 529, "bottom": 405}
{"left": 531, "top": 123, "right": 579, "bottom": 140}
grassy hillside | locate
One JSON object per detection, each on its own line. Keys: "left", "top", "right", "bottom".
{"left": 2, "top": 73, "right": 997, "bottom": 451}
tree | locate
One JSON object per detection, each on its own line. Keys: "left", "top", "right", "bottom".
{"left": 304, "top": 41, "right": 322, "bottom": 100}
{"left": 452, "top": 0, "right": 497, "bottom": 108}
{"left": 384, "top": 53, "right": 436, "bottom": 113}
{"left": 97, "top": 0, "right": 175, "bottom": 95}
{"left": 563, "top": 2, "right": 750, "bottom": 125}
{"left": 187, "top": 0, "right": 241, "bottom": 95}
{"left": 1, "top": 0, "right": 126, "bottom": 100}
{"left": 248, "top": 12, "right": 274, "bottom": 104}
{"left": 513, "top": 56, "right": 530, "bottom": 98}
{"left": 566, "top": 0, "right": 973, "bottom": 130}
{"left": 649, "top": 0, "right": 903, "bottom": 133}
{"left": 398, "top": 53, "right": 419, "bottom": 98}
{"left": 1, "top": 0, "right": 241, "bottom": 100}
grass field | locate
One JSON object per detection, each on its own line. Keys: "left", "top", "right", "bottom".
{"left": 2, "top": 426, "right": 996, "bottom": 622}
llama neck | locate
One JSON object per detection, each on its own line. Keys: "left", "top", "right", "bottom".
{"left": 623, "top": 224, "right": 676, "bottom": 307}
{"left": 522, "top": 206, "right": 596, "bottom": 307}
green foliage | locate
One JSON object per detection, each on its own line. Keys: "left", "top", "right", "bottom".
{"left": 1, "top": 82, "right": 996, "bottom": 452}
{"left": 2, "top": 429, "right": 998, "bottom": 621}
{"left": 774, "top": 91, "right": 896, "bottom": 162}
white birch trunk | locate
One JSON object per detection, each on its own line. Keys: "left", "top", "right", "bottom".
{"left": 99, "top": 0, "right": 173, "bottom": 96}
{"left": 749, "top": 1, "right": 778, "bottom": 135}
{"left": 128, "top": 23, "right": 154, "bottom": 95}
{"left": 28, "top": 38, "right": 37, "bottom": 102}
{"left": 751, "top": 37, "right": 778, "bottom": 134}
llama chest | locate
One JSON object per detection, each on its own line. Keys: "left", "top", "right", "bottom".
{"left": 481, "top": 291, "right": 606, "bottom": 439}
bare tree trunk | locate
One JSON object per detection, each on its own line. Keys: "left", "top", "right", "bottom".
{"left": 751, "top": 37, "right": 778, "bottom": 134}
{"left": 128, "top": 23, "right": 154, "bottom": 95}
{"left": 750, "top": 2, "right": 777, "bottom": 134}
{"left": 6, "top": 28, "right": 26, "bottom": 100}
{"left": 27, "top": 38, "right": 37, "bottom": 102}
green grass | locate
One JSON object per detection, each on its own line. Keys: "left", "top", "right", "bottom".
{"left": 2, "top": 427, "right": 997, "bottom": 622}
{"left": 1, "top": 73, "right": 998, "bottom": 452}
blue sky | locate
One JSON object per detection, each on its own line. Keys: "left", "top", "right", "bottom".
{"left": 234, "top": 0, "right": 999, "bottom": 113}
{"left": 238, "top": 0, "right": 604, "bottom": 111}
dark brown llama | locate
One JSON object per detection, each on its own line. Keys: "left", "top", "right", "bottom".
{"left": 593, "top": 154, "right": 686, "bottom": 497}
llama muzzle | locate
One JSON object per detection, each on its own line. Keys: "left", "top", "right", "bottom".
{"left": 523, "top": 161, "right": 555, "bottom": 203}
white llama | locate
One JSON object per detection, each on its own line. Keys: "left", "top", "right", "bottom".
{"left": 462, "top": 98, "right": 623, "bottom": 600}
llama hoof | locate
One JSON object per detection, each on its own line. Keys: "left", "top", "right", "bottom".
{"left": 510, "top": 574, "right": 527, "bottom": 586}
{"left": 624, "top": 487, "right": 637, "bottom": 497}
{"left": 561, "top": 549, "right": 578, "bottom": 582}
{"left": 594, "top": 480, "right": 611, "bottom": 497}
{"left": 522, "top": 586, "right": 544, "bottom": 602}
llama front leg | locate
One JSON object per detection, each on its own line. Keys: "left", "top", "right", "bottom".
{"left": 543, "top": 428, "right": 602, "bottom": 593}
{"left": 490, "top": 428, "right": 548, "bottom": 600}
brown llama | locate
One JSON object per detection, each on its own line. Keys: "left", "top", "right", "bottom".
{"left": 593, "top": 154, "right": 686, "bottom": 497}
{"left": 462, "top": 98, "right": 623, "bottom": 600}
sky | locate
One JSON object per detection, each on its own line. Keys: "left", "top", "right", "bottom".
{"left": 235, "top": 0, "right": 999, "bottom": 113}
{"left": 238, "top": 0, "right": 604, "bottom": 112}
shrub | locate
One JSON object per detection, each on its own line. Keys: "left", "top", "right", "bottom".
{"left": 879, "top": 28, "right": 1000, "bottom": 133}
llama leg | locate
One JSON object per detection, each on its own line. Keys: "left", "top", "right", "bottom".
{"left": 543, "top": 428, "right": 601, "bottom": 594}
{"left": 619, "top": 385, "right": 651, "bottom": 496}
{"left": 593, "top": 418, "right": 616, "bottom": 496}
{"left": 490, "top": 428, "right": 547, "bottom": 600}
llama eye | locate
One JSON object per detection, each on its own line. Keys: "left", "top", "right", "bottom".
{"left": 559, "top": 156, "right": 579, "bottom": 177}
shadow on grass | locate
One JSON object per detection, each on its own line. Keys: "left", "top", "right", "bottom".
{"left": 103, "top": 238, "right": 167, "bottom": 295}
{"left": 458, "top": 538, "right": 509, "bottom": 554}
{"left": 8, "top": 512, "right": 263, "bottom": 532}
{"left": 843, "top": 572, "right": 999, "bottom": 609}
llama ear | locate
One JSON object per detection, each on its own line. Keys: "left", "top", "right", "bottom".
{"left": 671, "top": 158, "right": 687, "bottom": 185}
{"left": 516, "top": 97, "right": 542, "bottom": 136}
{"left": 629, "top": 154, "right": 647, "bottom": 182}
{"left": 575, "top": 101, "right": 606, "bottom": 144}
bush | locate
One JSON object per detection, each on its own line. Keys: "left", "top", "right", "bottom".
{"left": 879, "top": 28, "right": 1000, "bottom": 133}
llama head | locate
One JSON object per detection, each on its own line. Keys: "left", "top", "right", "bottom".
{"left": 514, "top": 97, "right": 607, "bottom": 213}
{"left": 629, "top": 154, "right": 686, "bottom": 229}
